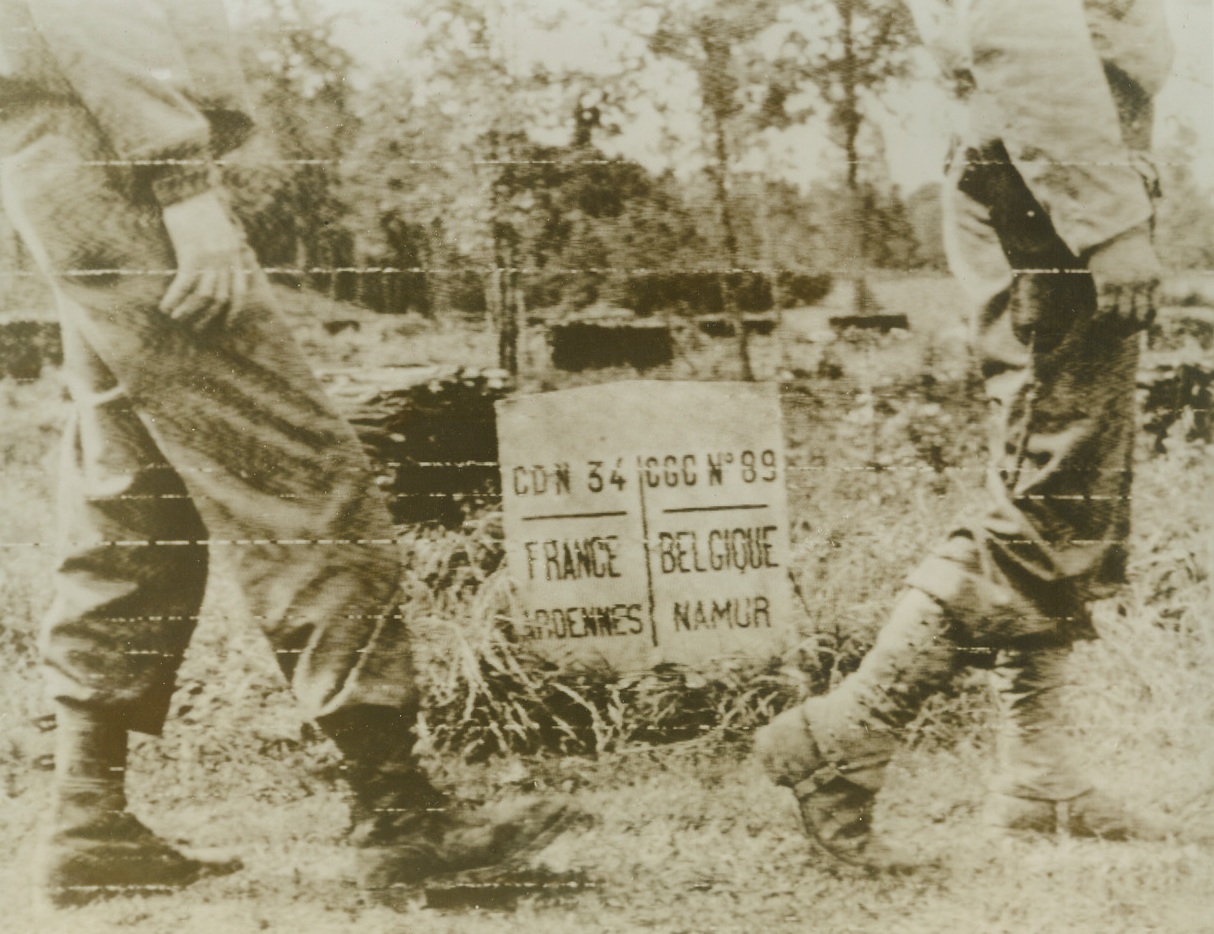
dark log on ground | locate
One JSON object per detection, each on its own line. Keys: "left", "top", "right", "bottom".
{"left": 323, "top": 365, "right": 512, "bottom": 525}
{"left": 321, "top": 319, "right": 362, "bottom": 336}
{"left": 696, "top": 314, "right": 778, "bottom": 338}
{"left": 828, "top": 313, "right": 910, "bottom": 333}
{"left": 0, "top": 315, "right": 61, "bottom": 379}
{"left": 549, "top": 307, "right": 673, "bottom": 371}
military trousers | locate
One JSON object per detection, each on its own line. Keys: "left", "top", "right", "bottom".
{"left": 803, "top": 141, "right": 1149, "bottom": 801}
{"left": 908, "top": 140, "right": 1143, "bottom": 646}
{"left": 2, "top": 105, "right": 416, "bottom": 735}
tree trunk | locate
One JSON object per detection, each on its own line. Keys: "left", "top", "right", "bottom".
{"left": 758, "top": 176, "right": 783, "bottom": 311}
{"left": 486, "top": 134, "right": 520, "bottom": 376}
{"left": 710, "top": 107, "right": 752, "bottom": 382}
{"left": 840, "top": 1, "right": 877, "bottom": 314}
{"left": 426, "top": 222, "right": 452, "bottom": 318}
{"left": 499, "top": 262, "right": 520, "bottom": 376}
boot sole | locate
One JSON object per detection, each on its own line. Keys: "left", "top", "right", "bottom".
{"left": 33, "top": 853, "right": 243, "bottom": 911}
{"left": 360, "top": 800, "right": 582, "bottom": 897}
{"left": 799, "top": 824, "right": 920, "bottom": 876}
{"left": 32, "top": 850, "right": 241, "bottom": 908}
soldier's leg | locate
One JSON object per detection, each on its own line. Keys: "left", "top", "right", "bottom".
{"left": 755, "top": 144, "right": 1157, "bottom": 864}
{"left": 914, "top": 143, "right": 1161, "bottom": 838}
{"left": 755, "top": 589, "right": 964, "bottom": 866}
{"left": 755, "top": 157, "right": 1012, "bottom": 867}
{"left": 987, "top": 645, "right": 1086, "bottom": 814}
{"left": 985, "top": 645, "right": 1175, "bottom": 840}
{"left": 36, "top": 270, "right": 564, "bottom": 898}
{"left": 55, "top": 228, "right": 565, "bottom": 893}
{"left": 36, "top": 320, "right": 240, "bottom": 908}
{"left": 42, "top": 323, "right": 210, "bottom": 733}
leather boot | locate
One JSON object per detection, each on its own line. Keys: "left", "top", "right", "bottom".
{"left": 755, "top": 703, "right": 890, "bottom": 869}
{"left": 34, "top": 704, "right": 241, "bottom": 909}
{"left": 755, "top": 588, "right": 962, "bottom": 869}
{"left": 324, "top": 706, "right": 572, "bottom": 891}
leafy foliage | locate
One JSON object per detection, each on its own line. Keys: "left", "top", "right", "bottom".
{"left": 229, "top": 0, "right": 358, "bottom": 286}
{"left": 206, "top": 0, "right": 937, "bottom": 343}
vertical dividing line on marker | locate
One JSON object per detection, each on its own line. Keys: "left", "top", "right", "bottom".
{"left": 635, "top": 455, "right": 659, "bottom": 648}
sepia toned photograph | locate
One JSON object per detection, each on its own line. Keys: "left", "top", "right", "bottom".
{"left": 0, "top": 0, "right": 1211, "bottom": 930}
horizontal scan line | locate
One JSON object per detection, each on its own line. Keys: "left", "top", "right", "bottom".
{"left": 662, "top": 504, "right": 767, "bottom": 514}
{"left": 521, "top": 510, "right": 629, "bottom": 522}
{"left": 64, "top": 156, "right": 1186, "bottom": 170}
{"left": 0, "top": 264, "right": 1132, "bottom": 278}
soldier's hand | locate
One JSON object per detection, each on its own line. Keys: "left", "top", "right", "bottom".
{"left": 160, "top": 191, "right": 249, "bottom": 332}
{"left": 1087, "top": 224, "right": 1163, "bottom": 335}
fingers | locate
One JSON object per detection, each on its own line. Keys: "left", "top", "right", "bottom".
{"left": 230, "top": 256, "right": 248, "bottom": 320}
{"left": 1094, "top": 279, "right": 1159, "bottom": 336}
{"left": 194, "top": 268, "right": 233, "bottom": 332}
{"left": 161, "top": 254, "right": 247, "bottom": 333}
{"left": 159, "top": 266, "right": 194, "bottom": 318}
{"left": 170, "top": 269, "right": 218, "bottom": 324}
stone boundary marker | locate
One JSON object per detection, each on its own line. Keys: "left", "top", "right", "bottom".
{"left": 497, "top": 381, "right": 795, "bottom": 669}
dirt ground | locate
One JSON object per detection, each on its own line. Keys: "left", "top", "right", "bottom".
{"left": 2, "top": 276, "right": 1213, "bottom": 933}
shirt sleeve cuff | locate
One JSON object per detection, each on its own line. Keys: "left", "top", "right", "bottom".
{"left": 148, "top": 158, "right": 220, "bottom": 207}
